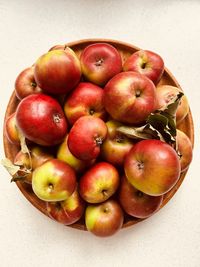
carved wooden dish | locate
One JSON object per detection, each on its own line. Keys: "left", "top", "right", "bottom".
{"left": 3, "top": 39, "right": 194, "bottom": 231}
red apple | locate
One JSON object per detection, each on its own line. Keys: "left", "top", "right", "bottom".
{"left": 85, "top": 200, "right": 124, "bottom": 237}
{"left": 79, "top": 162, "right": 120, "bottom": 203}
{"left": 123, "top": 50, "right": 164, "bottom": 84}
{"left": 14, "top": 146, "right": 54, "bottom": 184}
{"left": 103, "top": 71, "right": 157, "bottom": 124}
{"left": 125, "top": 139, "right": 181, "bottom": 196}
{"left": 57, "top": 135, "right": 94, "bottom": 173}
{"left": 156, "top": 85, "right": 189, "bottom": 124}
{"left": 5, "top": 112, "right": 20, "bottom": 145}
{"left": 46, "top": 189, "right": 85, "bottom": 225}
{"left": 64, "top": 82, "right": 106, "bottom": 125}
{"left": 101, "top": 120, "right": 134, "bottom": 166}
{"left": 119, "top": 175, "right": 163, "bottom": 218}
{"left": 15, "top": 67, "right": 41, "bottom": 99}
{"left": 80, "top": 43, "right": 122, "bottom": 86}
{"left": 177, "top": 129, "right": 193, "bottom": 172}
{"left": 34, "top": 48, "right": 81, "bottom": 95}
{"left": 15, "top": 94, "right": 68, "bottom": 146}
{"left": 68, "top": 116, "right": 107, "bottom": 161}
{"left": 32, "top": 159, "right": 76, "bottom": 202}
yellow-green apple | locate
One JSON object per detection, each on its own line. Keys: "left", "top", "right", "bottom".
{"left": 34, "top": 48, "right": 81, "bottom": 95}
{"left": 57, "top": 135, "right": 94, "bottom": 173}
{"left": 15, "top": 94, "right": 68, "bottom": 146}
{"left": 177, "top": 129, "right": 193, "bottom": 172}
{"left": 156, "top": 85, "right": 189, "bottom": 124}
{"left": 85, "top": 200, "right": 124, "bottom": 237}
{"left": 119, "top": 175, "right": 163, "bottom": 218}
{"left": 46, "top": 189, "right": 85, "bottom": 225}
{"left": 15, "top": 67, "right": 41, "bottom": 99}
{"left": 14, "top": 146, "right": 54, "bottom": 184}
{"left": 64, "top": 82, "right": 106, "bottom": 125}
{"left": 32, "top": 159, "right": 76, "bottom": 202}
{"left": 125, "top": 139, "right": 181, "bottom": 196}
{"left": 79, "top": 162, "right": 120, "bottom": 203}
{"left": 123, "top": 50, "right": 164, "bottom": 85}
{"left": 101, "top": 120, "right": 134, "bottom": 166}
{"left": 68, "top": 116, "right": 107, "bottom": 161}
{"left": 103, "top": 72, "right": 157, "bottom": 124}
{"left": 80, "top": 43, "right": 122, "bottom": 86}
{"left": 5, "top": 112, "right": 20, "bottom": 145}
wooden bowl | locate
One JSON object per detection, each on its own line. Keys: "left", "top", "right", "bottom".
{"left": 3, "top": 39, "right": 194, "bottom": 231}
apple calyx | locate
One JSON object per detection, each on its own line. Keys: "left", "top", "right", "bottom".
{"left": 53, "top": 113, "right": 62, "bottom": 124}
{"left": 95, "top": 58, "right": 104, "bottom": 67}
{"left": 117, "top": 92, "right": 184, "bottom": 147}
{"left": 95, "top": 137, "right": 103, "bottom": 146}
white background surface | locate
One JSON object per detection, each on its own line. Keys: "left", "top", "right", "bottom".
{"left": 0, "top": 1, "right": 200, "bottom": 266}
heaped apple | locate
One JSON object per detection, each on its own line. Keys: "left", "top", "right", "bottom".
{"left": 79, "top": 162, "right": 120, "bottom": 203}
{"left": 123, "top": 50, "right": 164, "bottom": 85}
{"left": 32, "top": 159, "right": 76, "bottom": 202}
{"left": 5, "top": 112, "right": 20, "bottom": 145}
{"left": 14, "top": 146, "right": 54, "bottom": 184}
{"left": 64, "top": 82, "right": 106, "bottom": 125}
{"left": 125, "top": 139, "right": 181, "bottom": 196}
{"left": 85, "top": 200, "right": 124, "bottom": 237}
{"left": 57, "top": 135, "right": 94, "bottom": 173}
{"left": 119, "top": 175, "right": 163, "bottom": 218}
{"left": 34, "top": 48, "right": 81, "bottom": 95}
{"left": 80, "top": 43, "right": 122, "bottom": 86}
{"left": 15, "top": 67, "right": 41, "bottom": 99}
{"left": 46, "top": 189, "right": 85, "bottom": 225}
{"left": 176, "top": 129, "right": 193, "bottom": 172}
{"left": 103, "top": 71, "right": 157, "bottom": 124}
{"left": 156, "top": 85, "right": 189, "bottom": 124}
{"left": 101, "top": 120, "right": 134, "bottom": 166}
{"left": 68, "top": 116, "right": 107, "bottom": 161}
{"left": 15, "top": 94, "right": 68, "bottom": 146}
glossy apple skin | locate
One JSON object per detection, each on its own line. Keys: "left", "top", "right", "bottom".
{"left": 125, "top": 139, "right": 181, "bottom": 196}
{"left": 5, "top": 112, "right": 20, "bottom": 145}
{"left": 85, "top": 200, "right": 124, "bottom": 237}
{"left": 79, "top": 162, "right": 120, "bottom": 203}
{"left": 64, "top": 82, "right": 106, "bottom": 125}
{"left": 32, "top": 159, "right": 76, "bottom": 202}
{"left": 177, "top": 130, "right": 193, "bottom": 172}
{"left": 156, "top": 85, "right": 189, "bottom": 124}
{"left": 101, "top": 120, "right": 134, "bottom": 166}
{"left": 57, "top": 135, "right": 94, "bottom": 173}
{"left": 14, "top": 146, "right": 54, "bottom": 184}
{"left": 103, "top": 71, "right": 157, "bottom": 124}
{"left": 123, "top": 50, "right": 164, "bottom": 85}
{"left": 46, "top": 189, "right": 85, "bottom": 225}
{"left": 119, "top": 175, "right": 163, "bottom": 218}
{"left": 68, "top": 116, "right": 107, "bottom": 161}
{"left": 34, "top": 49, "right": 81, "bottom": 95}
{"left": 80, "top": 43, "right": 122, "bottom": 86}
{"left": 15, "top": 67, "right": 41, "bottom": 99}
{"left": 15, "top": 94, "right": 68, "bottom": 146}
